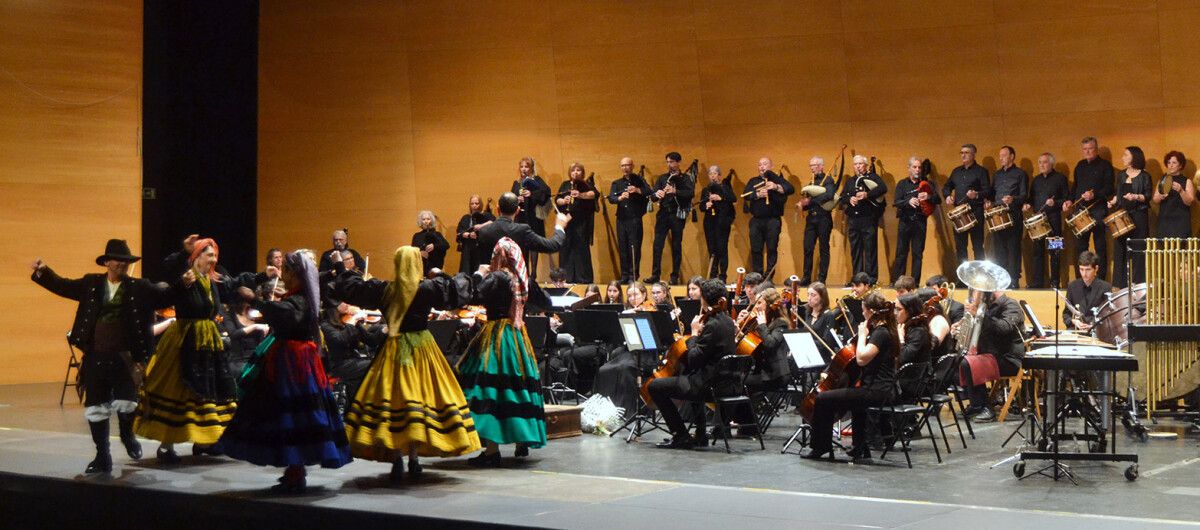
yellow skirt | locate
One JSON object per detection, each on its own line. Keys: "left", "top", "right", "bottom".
{"left": 134, "top": 321, "right": 236, "bottom": 444}
{"left": 344, "top": 330, "right": 481, "bottom": 461}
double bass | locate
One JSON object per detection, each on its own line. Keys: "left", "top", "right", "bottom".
{"left": 798, "top": 302, "right": 889, "bottom": 421}
{"left": 639, "top": 297, "right": 728, "bottom": 408}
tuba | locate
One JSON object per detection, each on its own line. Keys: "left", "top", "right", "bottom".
{"left": 952, "top": 260, "right": 1012, "bottom": 355}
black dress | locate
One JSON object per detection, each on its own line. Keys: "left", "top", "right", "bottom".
{"left": 412, "top": 228, "right": 451, "bottom": 274}
{"left": 1112, "top": 170, "right": 1150, "bottom": 288}
{"left": 1156, "top": 174, "right": 1192, "bottom": 238}
{"left": 557, "top": 179, "right": 596, "bottom": 283}
{"left": 456, "top": 211, "right": 496, "bottom": 274}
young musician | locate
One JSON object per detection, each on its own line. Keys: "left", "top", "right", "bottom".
{"left": 803, "top": 292, "right": 898, "bottom": 462}
{"left": 412, "top": 210, "right": 450, "bottom": 275}
{"left": 30, "top": 239, "right": 171, "bottom": 474}
{"left": 989, "top": 146, "right": 1027, "bottom": 287}
{"left": 925, "top": 274, "right": 965, "bottom": 324}
{"left": 797, "top": 156, "right": 837, "bottom": 286}
{"left": 592, "top": 282, "right": 656, "bottom": 417}
{"left": 839, "top": 155, "right": 887, "bottom": 282}
{"left": 456, "top": 195, "right": 496, "bottom": 275}
{"left": 915, "top": 287, "right": 952, "bottom": 362}
{"left": 647, "top": 151, "right": 695, "bottom": 285}
{"left": 1153, "top": 151, "right": 1194, "bottom": 238}
{"left": 511, "top": 156, "right": 553, "bottom": 280}
{"left": 803, "top": 282, "right": 841, "bottom": 362}
{"left": 942, "top": 144, "right": 990, "bottom": 271}
{"left": 958, "top": 288, "right": 1025, "bottom": 422}
{"left": 605, "top": 280, "right": 624, "bottom": 305}
{"left": 1108, "top": 146, "right": 1150, "bottom": 288}
{"left": 608, "top": 157, "right": 652, "bottom": 282}
{"left": 1025, "top": 153, "right": 1069, "bottom": 288}
{"left": 555, "top": 162, "right": 598, "bottom": 283}
{"left": 891, "top": 157, "right": 940, "bottom": 285}
{"left": 1063, "top": 137, "right": 1115, "bottom": 280}
{"left": 730, "top": 287, "right": 791, "bottom": 436}
{"left": 333, "top": 246, "right": 481, "bottom": 480}
{"left": 216, "top": 250, "right": 352, "bottom": 493}
{"left": 702, "top": 165, "right": 737, "bottom": 281}
{"left": 1063, "top": 251, "right": 1112, "bottom": 332}
{"left": 743, "top": 157, "right": 795, "bottom": 280}
{"left": 648, "top": 279, "right": 736, "bottom": 449}
{"left": 895, "top": 293, "right": 933, "bottom": 402}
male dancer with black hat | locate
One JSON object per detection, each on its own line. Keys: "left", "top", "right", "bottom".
{"left": 30, "top": 239, "right": 171, "bottom": 473}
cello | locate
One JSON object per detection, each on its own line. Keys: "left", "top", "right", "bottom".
{"left": 639, "top": 297, "right": 728, "bottom": 408}
{"left": 798, "top": 302, "right": 890, "bottom": 421}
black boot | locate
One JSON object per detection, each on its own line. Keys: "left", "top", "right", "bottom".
{"left": 117, "top": 413, "right": 142, "bottom": 460}
{"left": 86, "top": 421, "right": 112, "bottom": 474}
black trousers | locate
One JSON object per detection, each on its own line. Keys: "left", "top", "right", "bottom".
{"left": 748, "top": 217, "right": 782, "bottom": 280}
{"left": 1028, "top": 215, "right": 1062, "bottom": 288}
{"left": 525, "top": 219, "right": 546, "bottom": 280}
{"left": 802, "top": 215, "right": 832, "bottom": 282}
{"left": 1076, "top": 209, "right": 1108, "bottom": 280}
{"left": 953, "top": 206, "right": 986, "bottom": 264}
{"left": 809, "top": 386, "right": 890, "bottom": 453}
{"left": 651, "top": 214, "right": 686, "bottom": 281}
{"left": 993, "top": 223, "right": 1023, "bottom": 288}
{"left": 648, "top": 375, "right": 706, "bottom": 436}
{"left": 848, "top": 220, "right": 879, "bottom": 281}
{"left": 616, "top": 217, "right": 644, "bottom": 282}
{"left": 704, "top": 216, "right": 733, "bottom": 281}
{"left": 1112, "top": 210, "right": 1149, "bottom": 288}
{"left": 561, "top": 223, "right": 594, "bottom": 283}
{"left": 80, "top": 350, "right": 137, "bottom": 407}
{"left": 891, "top": 218, "right": 927, "bottom": 283}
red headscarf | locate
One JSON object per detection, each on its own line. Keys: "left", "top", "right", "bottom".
{"left": 188, "top": 238, "right": 220, "bottom": 281}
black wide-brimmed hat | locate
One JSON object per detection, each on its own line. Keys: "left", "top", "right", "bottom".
{"left": 95, "top": 239, "right": 141, "bottom": 265}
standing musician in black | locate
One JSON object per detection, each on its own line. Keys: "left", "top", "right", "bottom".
{"left": 744, "top": 157, "right": 795, "bottom": 281}
{"left": 839, "top": 155, "right": 887, "bottom": 282}
{"left": 608, "top": 157, "right": 652, "bottom": 283}
{"left": 647, "top": 151, "right": 695, "bottom": 285}
{"left": 942, "top": 143, "right": 990, "bottom": 271}
{"left": 555, "top": 162, "right": 598, "bottom": 283}
{"left": 797, "top": 156, "right": 837, "bottom": 286}
{"left": 1062, "top": 136, "right": 1114, "bottom": 280}
{"left": 702, "top": 164, "right": 737, "bottom": 281}
{"left": 511, "top": 156, "right": 553, "bottom": 280}
{"left": 989, "top": 145, "right": 1027, "bottom": 287}
{"left": 456, "top": 194, "right": 496, "bottom": 275}
{"left": 648, "top": 279, "right": 736, "bottom": 449}
{"left": 412, "top": 210, "right": 450, "bottom": 275}
{"left": 803, "top": 292, "right": 898, "bottom": 462}
{"left": 1024, "top": 152, "right": 1069, "bottom": 288}
{"left": 891, "top": 156, "right": 940, "bottom": 286}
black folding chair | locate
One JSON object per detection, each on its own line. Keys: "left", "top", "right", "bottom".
{"left": 61, "top": 332, "right": 82, "bottom": 406}
{"left": 707, "top": 355, "right": 766, "bottom": 453}
{"left": 923, "top": 354, "right": 973, "bottom": 450}
{"left": 867, "top": 363, "right": 942, "bottom": 468}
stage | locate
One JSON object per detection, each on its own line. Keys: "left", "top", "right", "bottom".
{"left": 1, "top": 383, "right": 1198, "bottom": 529}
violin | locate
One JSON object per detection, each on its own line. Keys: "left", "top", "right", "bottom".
{"left": 640, "top": 298, "right": 727, "bottom": 408}
{"left": 341, "top": 305, "right": 383, "bottom": 324}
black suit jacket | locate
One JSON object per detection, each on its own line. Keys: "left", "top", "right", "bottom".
{"left": 683, "top": 312, "right": 737, "bottom": 387}
{"left": 32, "top": 268, "right": 171, "bottom": 362}
{"left": 476, "top": 216, "right": 566, "bottom": 266}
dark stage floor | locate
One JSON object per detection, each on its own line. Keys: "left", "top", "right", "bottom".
{"left": 1, "top": 382, "right": 1198, "bottom": 529}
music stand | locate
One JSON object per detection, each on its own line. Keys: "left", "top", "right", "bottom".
{"left": 608, "top": 312, "right": 670, "bottom": 442}
{"left": 587, "top": 303, "right": 625, "bottom": 312}
{"left": 779, "top": 331, "right": 824, "bottom": 454}
{"left": 676, "top": 298, "right": 701, "bottom": 328}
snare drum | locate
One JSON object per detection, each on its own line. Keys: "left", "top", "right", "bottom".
{"left": 984, "top": 205, "right": 1014, "bottom": 233}
{"left": 1066, "top": 207, "right": 1096, "bottom": 237}
{"left": 948, "top": 204, "right": 977, "bottom": 233}
{"left": 1104, "top": 209, "right": 1136, "bottom": 238}
{"left": 1023, "top": 213, "right": 1052, "bottom": 241}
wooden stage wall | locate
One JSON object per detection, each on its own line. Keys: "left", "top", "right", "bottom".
{"left": 0, "top": 1, "right": 143, "bottom": 384}
{"left": 259, "top": 1, "right": 1200, "bottom": 289}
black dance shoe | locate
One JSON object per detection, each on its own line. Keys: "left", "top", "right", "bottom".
{"left": 467, "top": 451, "right": 502, "bottom": 468}
{"left": 655, "top": 435, "right": 695, "bottom": 450}
{"left": 85, "top": 452, "right": 113, "bottom": 474}
{"left": 192, "top": 443, "right": 223, "bottom": 457}
{"left": 800, "top": 447, "right": 834, "bottom": 461}
{"left": 270, "top": 477, "right": 306, "bottom": 495}
{"left": 156, "top": 446, "right": 181, "bottom": 465}
{"left": 389, "top": 460, "right": 404, "bottom": 483}
{"left": 513, "top": 443, "right": 529, "bottom": 458}
{"left": 407, "top": 459, "right": 423, "bottom": 478}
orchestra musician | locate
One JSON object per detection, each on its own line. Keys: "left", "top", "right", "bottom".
{"left": 729, "top": 286, "right": 791, "bottom": 436}
{"left": 592, "top": 282, "right": 657, "bottom": 417}
{"left": 320, "top": 300, "right": 386, "bottom": 399}
{"left": 702, "top": 165, "right": 737, "bottom": 281}
{"left": 511, "top": 156, "right": 553, "bottom": 280}
{"left": 1025, "top": 153, "right": 1069, "bottom": 289}
{"left": 686, "top": 276, "right": 704, "bottom": 301}
{"left": 647, "top": 151, "right": 695, "bottom": 285}
{"left": 555, "top": 162, "right": 598, "bottom": 283}
{"left": 1108, "top": 146, "right": 1150, "bottom": 288}
{"left": 1153, "top": 151, "right": 1194, "bottom": 238}
{"left": 797, "top": 156, "right": 837, "bottom": 286}
{"left": 608, "top": 157, "right": 653, "bottom": 283}
{"left": 1063, "top": 251, "right": 1112, "bottom": 332}
{"left": 1062, "top": 137, "right": 1115, "bottom": 280}
{"left": 412, "top": 210, "right": 450, "bottom": 275}
{"left": 915, "top": 287, "right": 952, "bottom": 361}
{"left": 803, "top": 292, "right": 898, "bottom": 462}
{"left": 895, "top": 293, "right": 933, "bottom": 402}
{"left": 891, "top": 157, "right": 940, "bottom": 285}
{"left": 942, "top": 144, "right": 990, "bottom": 271}
{"left": 253, "top": 247, "right": 284, "bottom": 289}
{"left": 319, "top": 228, "right": 364, "bottom": 273}
{"left": 893, "top": 275, "right": 917, "bottom": 296}
{"left": 605, "top": 279, "right": 624, "bottom": 305}
{"left": 839, "top": 155, "right": 887, "bottom": 283}
{"left": 801, "top": 282, "right": 841, "bottom": 362}
{"left": 476, "top": 192, "right": 570, "bottom": 269}
{"left": 924, "top": 275, "right": 964, "bottom": 324}
{"left": 649, "top": 279, "right": 736, "bottom": 449}
{"left": 743, "top": 157, "right": 794, "bottom": 280}
{"left": 456, "top": 195, "right": 496, "bottom": 275}
{"left": 958, "top": 288, "right": 1025, "bottom": 423}
{"left": 989, "top": 146, "right": 1027, "bottom": 287}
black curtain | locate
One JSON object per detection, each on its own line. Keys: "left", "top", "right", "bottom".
{"left": 142, "top": 0, "right": 258, "bottom": 280}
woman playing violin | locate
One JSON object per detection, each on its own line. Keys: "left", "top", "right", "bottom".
{"left": 594, "top": 282, "right": 657, "bottom": 416}
{"left": 803, "top": 292, "right": 898, "bottom": 463}
{"left": 730, "top": 287, "right": 792, "bottom": 435}
{"left": 895, "top": 293, "right": 933, "bottom": 403}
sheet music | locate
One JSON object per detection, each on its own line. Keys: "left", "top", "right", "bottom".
{"left": 783, "top": 332, "right": 825, "bottom": 369}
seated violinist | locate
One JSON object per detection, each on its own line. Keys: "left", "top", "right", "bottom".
{"left": 895, "top": 293, "right": 933, "bottom": 402}
{"left": 729, "top": 286, "right": 792, "bottom": 436}
{"left": 321, "top": 302, "right": 386, "bottom": 398}
{"left": 804, "top": 292, "right": 898, "bottom": 463}
{"left": 648, "top": 279, "right": 735, "bottom": 449}
{"left": 686, "top": 276, "right": 704, "bottom": 300}
{"left": 594, "top": 282, "right": 656, "bottom": 416}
